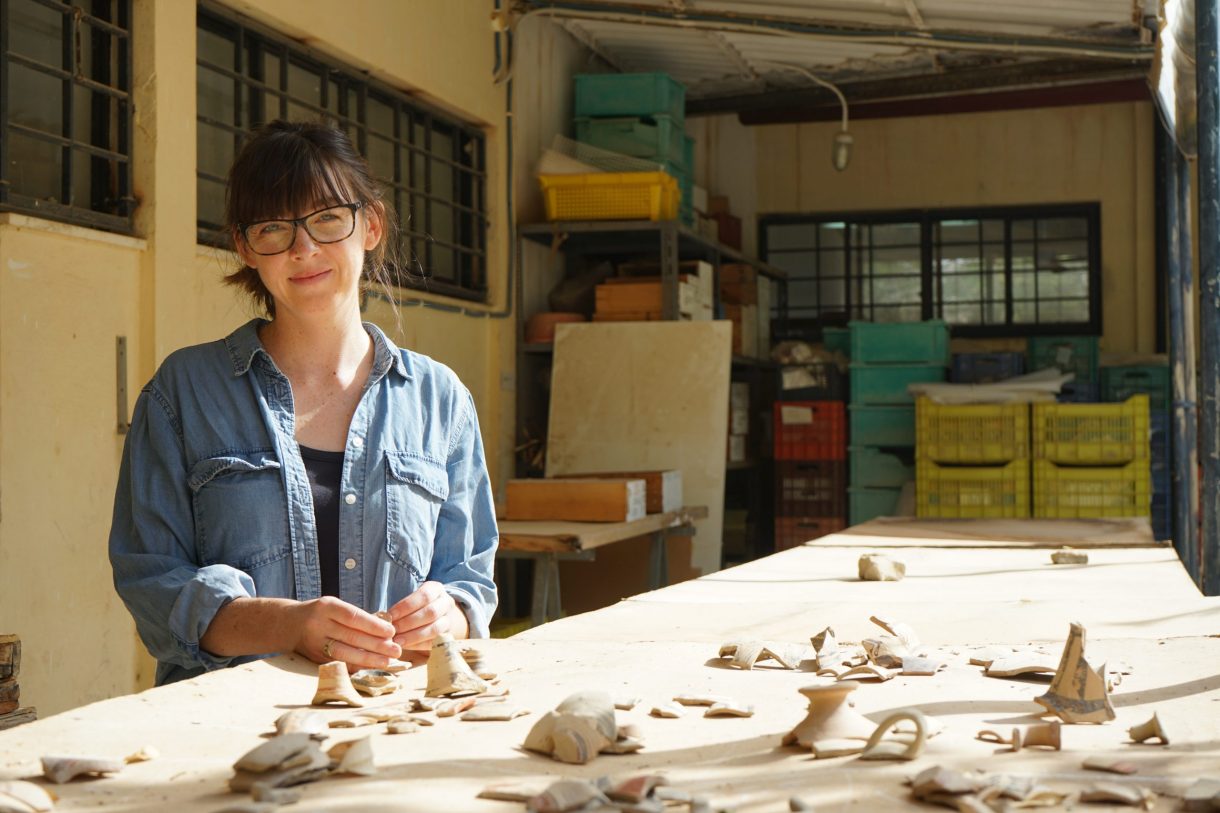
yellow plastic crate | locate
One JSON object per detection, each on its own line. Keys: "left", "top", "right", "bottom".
{"left": 1032, "top": 395, "right": 1150, "bottom": 464}
{"left": 1032, "top": 459, "right": 1151, "bottom": 518}
{"left": 539, "top": 171, "right": 680, "bottom": 222}
{"left": 916, "top": 398, "right": 1030, "bottom": 463}
{"left": 916, "top": 458, "right": 1030, "bottom": 518}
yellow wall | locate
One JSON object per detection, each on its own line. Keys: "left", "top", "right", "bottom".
{"left": 752, "top": 101, "right": 1159, "bottom": 354}
{"left": 0, "top": 0, "right": 522, "bottom": 714}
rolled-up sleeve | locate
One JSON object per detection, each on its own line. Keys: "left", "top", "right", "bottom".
{"left": 430, "top": 388, "right": 499, "bottom": 637}
{"left": 109, "top": 384, "right": 255, "bottom": 672}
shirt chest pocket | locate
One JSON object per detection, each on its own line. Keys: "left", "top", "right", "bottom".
{"left": 188, "top": 452, "right": 289, "bottom": 572}
{"left": 384, "top": 452, "right": 448, "bottom": 581}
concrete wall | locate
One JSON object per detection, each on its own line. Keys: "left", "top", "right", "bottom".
{"left": 0, "top": 0, "right": 532, "bottom": 714}
{"left": 749, "top": 101, "right": 1158, "bottom": 354}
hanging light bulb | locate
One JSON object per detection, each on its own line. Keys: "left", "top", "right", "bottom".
{"left": 756, "top": 60, "right": 853, "bottom": 173}
{"left": 832, "top": 131, "right": 853, "bottom": 172}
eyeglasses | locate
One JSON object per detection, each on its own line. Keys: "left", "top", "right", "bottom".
{"left": 241, "top": 202, "right": 364, "bottom": 256}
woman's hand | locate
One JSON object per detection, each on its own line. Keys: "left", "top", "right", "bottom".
{"left": 387, "top": 581, "right": 470, "bottom": 651}
{"left": 291, "top": 596, "right": 401, "bottom": 667}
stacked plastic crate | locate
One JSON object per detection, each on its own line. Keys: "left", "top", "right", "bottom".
{"left": 1028, "top": 336, "right": 1100, "bottom": 402}
{"left": 847, "top": 321, "right": 949, "bottom": 524}
{"left": 1101, "top": 365, "right": 1171, "bottom": 539}
{"left": 950, "top": 351, "right": 1024, "bottom": 384}
{"left": 572, "top": 73, "right": 695, "bottom": 226}
{"left": 915, "top": 400, "right": 1031, "bottom": 518}
{"left": 773, "top": 373, "right": 847, "bottom": 550}
{"left": 1031, "top": 395, "right": 1152, "bottom": 520}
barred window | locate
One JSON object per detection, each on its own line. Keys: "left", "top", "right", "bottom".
{"left": 762, "top": 204, "right": 1100, "bottom": 338}
{"left": 1, "top": 0, "right": 134, "bottom": 232}
{"left": 196, "top": 4, "right": 488, "bottom": 301}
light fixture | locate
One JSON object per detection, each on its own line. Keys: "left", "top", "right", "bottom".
{"left": 756, "top": 61, "right": 853, "bottom": 172}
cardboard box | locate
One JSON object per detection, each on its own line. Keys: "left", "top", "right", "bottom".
{"left": 708, "top": 194, "right": 731, "bottom": 216}
{"left": 730, "top": 408, "right": 750, "bottom": 435}
{"left": 727, "top": 434, "right": 747, "bottom": 462}
{"left": 595, "top": 276, "right": 701, "bottom": 319}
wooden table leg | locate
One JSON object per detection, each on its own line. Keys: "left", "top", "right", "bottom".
{"left": 648, "top": 530, "right": 669, "bottom": 591}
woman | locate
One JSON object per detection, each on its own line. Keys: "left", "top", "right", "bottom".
{"left": 109, "top": 120, "right": 498, "bottom": 685}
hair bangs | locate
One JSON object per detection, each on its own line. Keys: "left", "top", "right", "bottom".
{"left": 227, "top": 130, "right": 358, "bottom": 227}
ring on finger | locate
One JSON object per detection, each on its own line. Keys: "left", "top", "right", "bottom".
{"left": 322, "top": 637, "right": 336, "bottom": 660}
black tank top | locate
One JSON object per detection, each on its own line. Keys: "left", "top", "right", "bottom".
{"left": 299, "top": 444, "right": 344, "bottom": 598}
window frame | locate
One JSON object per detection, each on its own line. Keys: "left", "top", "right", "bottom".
{"left": 196, "top": 2, "right": 489, "bottom": 302}
{"left": 0, "top": 0, "right": 135, "bottom": 233}
{"left": 761, "top": 202, "right": 1102, "bottom": 339}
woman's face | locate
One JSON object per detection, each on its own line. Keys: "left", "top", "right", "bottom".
{"left": 236, "top": 197, "right": 383, "bottom": 322}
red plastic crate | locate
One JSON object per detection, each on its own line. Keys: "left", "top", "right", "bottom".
{"left": 774, "top": 401, "right": 847, "bottom": 460}
{"left": 775, "top": 516, "right": 846, "bottom": 551}
{"left": 776, "top": 460, "right": 848, "bottom": 518}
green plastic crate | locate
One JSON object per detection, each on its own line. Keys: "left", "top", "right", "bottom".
{"left": 1101, "top": 364, "right": 1170, "bottom": 411}
{"left": 823, "top": 327, "right": 850, "bottom": 357}
{"left": 850, "top": 446, "right": 915, "bottom": 489}
{"left": 849, "top": 487, "right": 903, "bottom": 525}
{"left": 850, "top": 363, "right": 946, "bottom": 405}
{"left": 849, "top": 405, "right": 916, "bottom": 447}
{"left": 574, "top": 114, "right": 686, "bottom": 165}
{"left": 849, "top": 320, "right": 950, "bottom": 365}
{"left": 574, "top": 73, "right": 686, "bottom": 121}
{"left": 1028, "top": 336, "right": 1099, "bottom": 383}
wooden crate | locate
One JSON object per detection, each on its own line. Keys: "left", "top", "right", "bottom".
{"left": 505, "top": 478, "right": 647, "bottom": 522}
{"left": 557, "top": 470, "right": 682, "bottom": 514}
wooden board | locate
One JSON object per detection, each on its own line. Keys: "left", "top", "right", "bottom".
{"left": 0, "top": 680, "right": 17, "bottom": 716}
{"left": 0, "top": 708, "right": 35, "bottom": 731}
{"left": 504, "top": 478, "right": 646, "bottom": 522}
{"left": 547, "top": 321, "right": 732, "bottom": 574}
{"left": 498, "top": 506, "right": 708, "bottom": 553}
{"left": 0, "top": 635, "right": 18, "bottom": 682}
{"left": 557, "top": 469, "right": 682, "bottom": 513}
{"left": 835, "top": 516, "right": 1159, "bottom": 548}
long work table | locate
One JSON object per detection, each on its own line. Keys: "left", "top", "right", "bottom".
{"left": 2, "top": 518, "right": 1218, "bottom": 811}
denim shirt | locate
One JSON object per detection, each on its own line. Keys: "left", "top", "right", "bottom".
{"left": 109, "top": 319, "right": 499, "bottom": 685}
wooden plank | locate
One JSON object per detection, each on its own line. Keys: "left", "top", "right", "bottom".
{"left": 835, "top": 516, "right": 1159, "bottom": 548}
{"left": 557, "top": 470, "right": 682, "bottom": 513}
{"left": 504, "top": 478, "right": 646, "bottom": 522}
{"left": 0, "top": 707, "right": 36, "bottom": 731}
{"left": 0, "top": 680, "right": 18, "bottom": 716}
{"left": 499, "top": 506, "right": 709, "bottom": 553}
{"left": 0, "top": 635, "right": 19, "bottom": 681}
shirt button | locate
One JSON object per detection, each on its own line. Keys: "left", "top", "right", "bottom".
{"left": 352, "top": 437, "right": 364, "bottom": 448}
{"left": 344, "top": 493, "right": 357, "bottom": 505}
{"left": 344, "top": 558, "right": 357, "bottom": 570}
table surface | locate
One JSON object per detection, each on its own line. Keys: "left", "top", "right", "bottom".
{"left": 497, "top": 505, "right": 709, "bottom": 553}
{"left": 2, "top": 519, "right": 1217, "bottom": 812}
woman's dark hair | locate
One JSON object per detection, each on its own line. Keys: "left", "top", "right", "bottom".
{"left": 223, "top": 119, "right": 400, "bottom": 316}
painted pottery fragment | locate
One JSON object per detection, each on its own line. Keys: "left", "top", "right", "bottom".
{"left": 1034, "top": 623, "right": 1115, "bottom": 723}
{"left": 523, "top": 691, "right": 641, "bottom": 764}
{"left": 858, "top": 553, "right": 905, "bottom": 581}
{"left": 858, "top": 709, "right": 929, "bottom": 761}
{"left": 40, "top": 756, "right": 124, "bottom": 784}
{"left": 426, "top": 633, "right": 490, "bottom": 697}
{"left": 350, "top": 669, "right": 398, "bottom": 697}
{"left": 311, "top": 662, "right": 364, "bottom": 707}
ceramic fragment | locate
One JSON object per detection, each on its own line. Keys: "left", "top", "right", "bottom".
{"left": 783, "top": 683, "right": 873, "bottom": 758}
{"left": 909, "top": 765, "right": 983, "bottom": 809}
{"left": 350, "top": 669, "right": 398, "bottom": 697}
{"left": 968, "top": 647, "right": 1007, "bottom": 667}
{"left": 718, "top": 641, "right": 811, "bottom": 670}
{"left": 861, "top": 637, "right": 906, "bottom": 668}
{"left": 650, "top": 703, "right": 684, "bottom": 719}
{"left": 1127, "top": 712, "right": 1169, "bottom": 744}
{"left": 1079, "top": 782, "right": 1154, "bottom": 807}
{"left": 870, "top": 615, "right": 919, "bottom": 650}
{"left": 477, "top": 780, "right": 550, "bottom": 802}
{"left": 0, "top": 781, "right": 55, "bottom": 813}
{"left": 251, "top": 785, "right": 302, "bottom": 804}
{"left": 674, "top": 693, "right": 732, "bottom": 707}
{"left": 789, "top": 798, "right": 814, "bottom": 812}
{"left": 311, "top": 662, "right": 364, "bottom": 707}
{"left": 705, "top": 700, "right": 753, "bottom": 718}
{"left": 460, "top": 646, "right": 496, "bottom": 680}
{"left": 607, "top": 774, "right": 669, "bottom": 804}
{"left": 1183, "top": 779, "right": 1220, "bottom": 811}
{"left": 815, "top": 666, "right": 843, "bottom": 678}
{"left": 40, "top": 755, "right": 125, "bottom": 784}
{"left": 386, "top": 720, "right": 421, "bottom": 735}
{"left": 984, "top": 657, "right": 1057, "bottom": 678}
{"left": 654, "top": 787, "right": 691, "bottom": 803}
{"left": 614, "top": 696, "right": 641, "bottom": 711}
{"left": 327, "top": 737, "right": 375, "bottom": 776}
{"left": 858, "top": 553, "right": 905, "bottom": 581}
{"left": 211, "top": 804, "right": 278, "bottom": 813}
{"left": 901, "top": 656, "right": 944, "bottom": 676}
{"left": 381, "top": 658, "right": 412, "bottom": 673}
{"left": 410, "top": 697, "right": 442, "bottom": 713}
{"left": 1082, "top": 756, "right": 1139, "bottom": 775}
{"left": 436, "top": 696, "right": 477, "bottom": 717}
{"left": 526, "top": 778, "right": 610, "bottom": 813}
{"left": 1021, "top": 722, "right": 1061, "bottom": 750}
{"left": 810, "top": 626, "right": 839, "bottom": 666}
{"left": 123, "top": 746, "right": 158, "bottom": 764}
{"left": 523, "top": 691, "right": 641, "bottom": 764}
{"left": 229, "top": 736, "right": 329, "bottom": 793}
{"left": 976, "top": 728, "right": 1022, "bottom": 752}
{"left": 234, "top": 734, "right": 316, "bottom": 773}
{"left": 425, "top": 633, "right": 490, "bottom": 697}
{"left": 1051, "top": 547, "right": 1088, "bottom": 565}
{"left": 461, "top": 701, "right": 529, "bottom": 721}
{"left": 858, "top": 709, "right": 929, "bottom": 761}
{"left": 328, "top": 715, "right": 378, "bottom": 729}
{"left": 274, "top": 709, "right": 327, "bottom": 739}
{"left": 836, "top": 664, "right": 896, "bottom": 682}
{"left": 1034, "top": 622, "right": 1115, "bottom": 724}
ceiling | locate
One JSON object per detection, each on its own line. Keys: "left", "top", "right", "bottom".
{"left": 514, "top": 1, "right": 1158, "bottom": 122}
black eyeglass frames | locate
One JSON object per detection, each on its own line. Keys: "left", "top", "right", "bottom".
{"left": 241, "top": 202, "right": 365, "bottom": 255}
